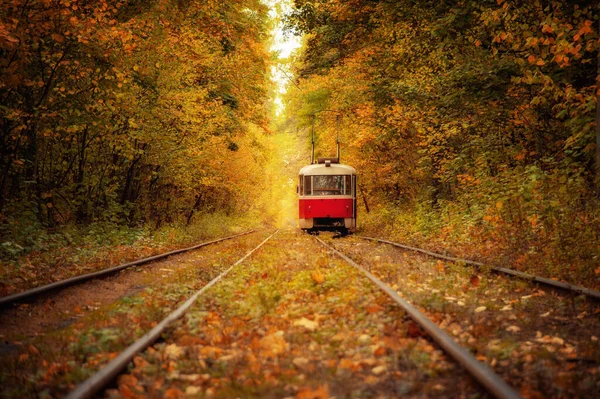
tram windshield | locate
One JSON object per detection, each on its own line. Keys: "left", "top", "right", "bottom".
{"left": 303, "top": 175, "right": 352, "bottom": 195}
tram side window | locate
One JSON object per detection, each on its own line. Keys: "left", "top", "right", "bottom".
{"left": 304, "top": 175, "right": 312, "bottom": 195}
{"left": 299, "top": 175, "right": 304, "bottom": 195}
{"left": 343, "top": 175, "right": 351, "bottom": 195}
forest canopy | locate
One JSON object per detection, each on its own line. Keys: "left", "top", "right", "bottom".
{"left": 0, "top": 0, "right": 273, "bottom": 238}
{"left": 284, "top": 0, "right": 599, "bottom": 282}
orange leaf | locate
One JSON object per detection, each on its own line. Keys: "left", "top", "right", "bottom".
{"left": 470, "top": 275, "right": 480, "bottom": 287}
{"left": 297, "top": 385, "right": 329, "bottom": 399}
{"left": 373, "top": 346, "right": 386, "bottom": 356}
{"left": 311, "top": 270, "right": 325, "bottom": 284}
{"left": 164, "top": 388, "right": 184, "bottom": 399}
{"left": 366, "top": 303, "right": 385, "bottom": 313}
{"left": 28, "top": 345, "right": 40, "bottom": 355}
{"left": 118, "top": 374, "right": 138, "bottom": 388}
{"left": 436, "top": 260, "right": 445, "bottom": 273}
{"left": 118, "top": 385, "right": 136, "bottom": 399}
{"left": 51, "top": 33, "right": 64, "bottom": 43}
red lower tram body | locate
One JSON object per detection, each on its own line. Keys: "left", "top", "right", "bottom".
{"left": 298, "top": 161, "right": 357, "bottom": 232}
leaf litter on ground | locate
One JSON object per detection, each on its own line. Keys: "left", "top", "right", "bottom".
{"left": 328, "top": 235, "right": 600, "bottom": 398}
{"left": 108, "top": 230, "right": 482, "bottom": 398}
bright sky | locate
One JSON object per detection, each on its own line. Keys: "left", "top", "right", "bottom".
{"left": 266, "top": 0, "right": 302, "bottom": 116}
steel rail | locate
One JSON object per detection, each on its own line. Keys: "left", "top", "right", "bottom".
{"left": 357, "top": 236, "right": 600, "bottom": 301}
{"left": 64, "top": 230, "right": 277, "bottom": 399}
{"left": 315, "top": 236, "right": 522, "bottom": 399}
{"left": 0, "top": 230, "right": 258, "bottom": 308}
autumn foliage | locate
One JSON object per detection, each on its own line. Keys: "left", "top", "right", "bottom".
{"left": 0, "top": 0, "right": 272, "bottom": 248}
{"left": 285, "top": 0, "right": 599, "bottom": 284}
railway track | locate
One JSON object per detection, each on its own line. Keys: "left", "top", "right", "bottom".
{"left": 324, "top": 234, "right": 600, "bottom": 398}
{"left": 4, "top": 229, "right": 596, "bottom": 398}
{"left": 314, "top": 236, "right": 520, "bottom": 399}
{"left": 64, "top": 231, "right": 278, "bottom": 399}
{"left": 0, "top": 230, "right": 257, "bottom": 308}
{"left": 51, "top": 230, "right": 521, "bottom": 399}
{"left": 356, "top": 235, "right": 600, "bottom": 300}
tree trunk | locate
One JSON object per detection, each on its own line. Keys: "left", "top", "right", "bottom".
{"left": 359, "top": 184, "right": 370, "bottom": 213}
{"left": 186, "top": 193, "right": 204, "bottom": 226}
{"left": 596, "top": 7, "right": 600, "bottom": 194}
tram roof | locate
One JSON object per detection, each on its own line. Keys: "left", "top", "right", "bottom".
{"left": 299, "top": 163, "right": 356, "bottom": 175}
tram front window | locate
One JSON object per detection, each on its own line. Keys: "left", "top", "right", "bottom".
{"left": 312, "top": 175, "right": 348, "bottom": 195}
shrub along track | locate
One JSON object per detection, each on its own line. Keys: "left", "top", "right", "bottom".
{"left": 356, "top": 236, "right": 600, "bottom": 300}
{"left": 0, "top": 230, "right": 257, "bottom": 308}
{"left": 0, "top": 231, "right": 259, "bottom": 339}
{"left": 52, "top": 229, "right": 522, "bottom": 399}
{"left": 325, "top": 235, "right": 600, "bottom": 397}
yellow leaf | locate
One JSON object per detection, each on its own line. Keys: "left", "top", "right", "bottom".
{"left": 294, "top": 317, "right": 319, "bottom": 331}
{"left": 164, "top": 343, "right": 183, "bottom": 360}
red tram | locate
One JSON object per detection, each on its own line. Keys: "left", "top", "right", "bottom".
{"left": 298, "top": 157, "right": 356, "bottom": 233}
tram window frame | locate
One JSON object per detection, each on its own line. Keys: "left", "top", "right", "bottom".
{"left": 304, "top": 175, "right": 354, "bottom": 196}
{"left": 299, "top": 175, "right": 304, "bottom": 195}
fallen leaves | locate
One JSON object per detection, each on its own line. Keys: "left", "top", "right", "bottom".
{"left": 293, "top": 357, "right": 310, "bottom": 370}
{"left": 506, "top": 325, "right": 521, "bottom": 333}
{"left": 436, "top": 260, "right": 445, "bottom": 273}
{"left": 259, "top": 331, "right": 288, "bottom": 356}
{"left": 118, "top": 374, "right": 145, "bottom": 399}
{"left": 296, "top": 385, "right": 329, "bottom": 399}
{"left": 366, "top": 303, "right": 385, "bottom": 313}
{"left": 294, "top": 317, "right": 319, "bottom": 331}
{"left": 164, "top": 344, "right": 184, "bottom": 360}
{"left": 310, "top": 269, "right": 325, "bottom": 284}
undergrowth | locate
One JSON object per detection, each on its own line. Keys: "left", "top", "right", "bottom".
{"left": 358, "top": 193, "right": 600, "bottom": 290}
{"left": 0, "top": 212, "right": 263, "bottom": 296}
